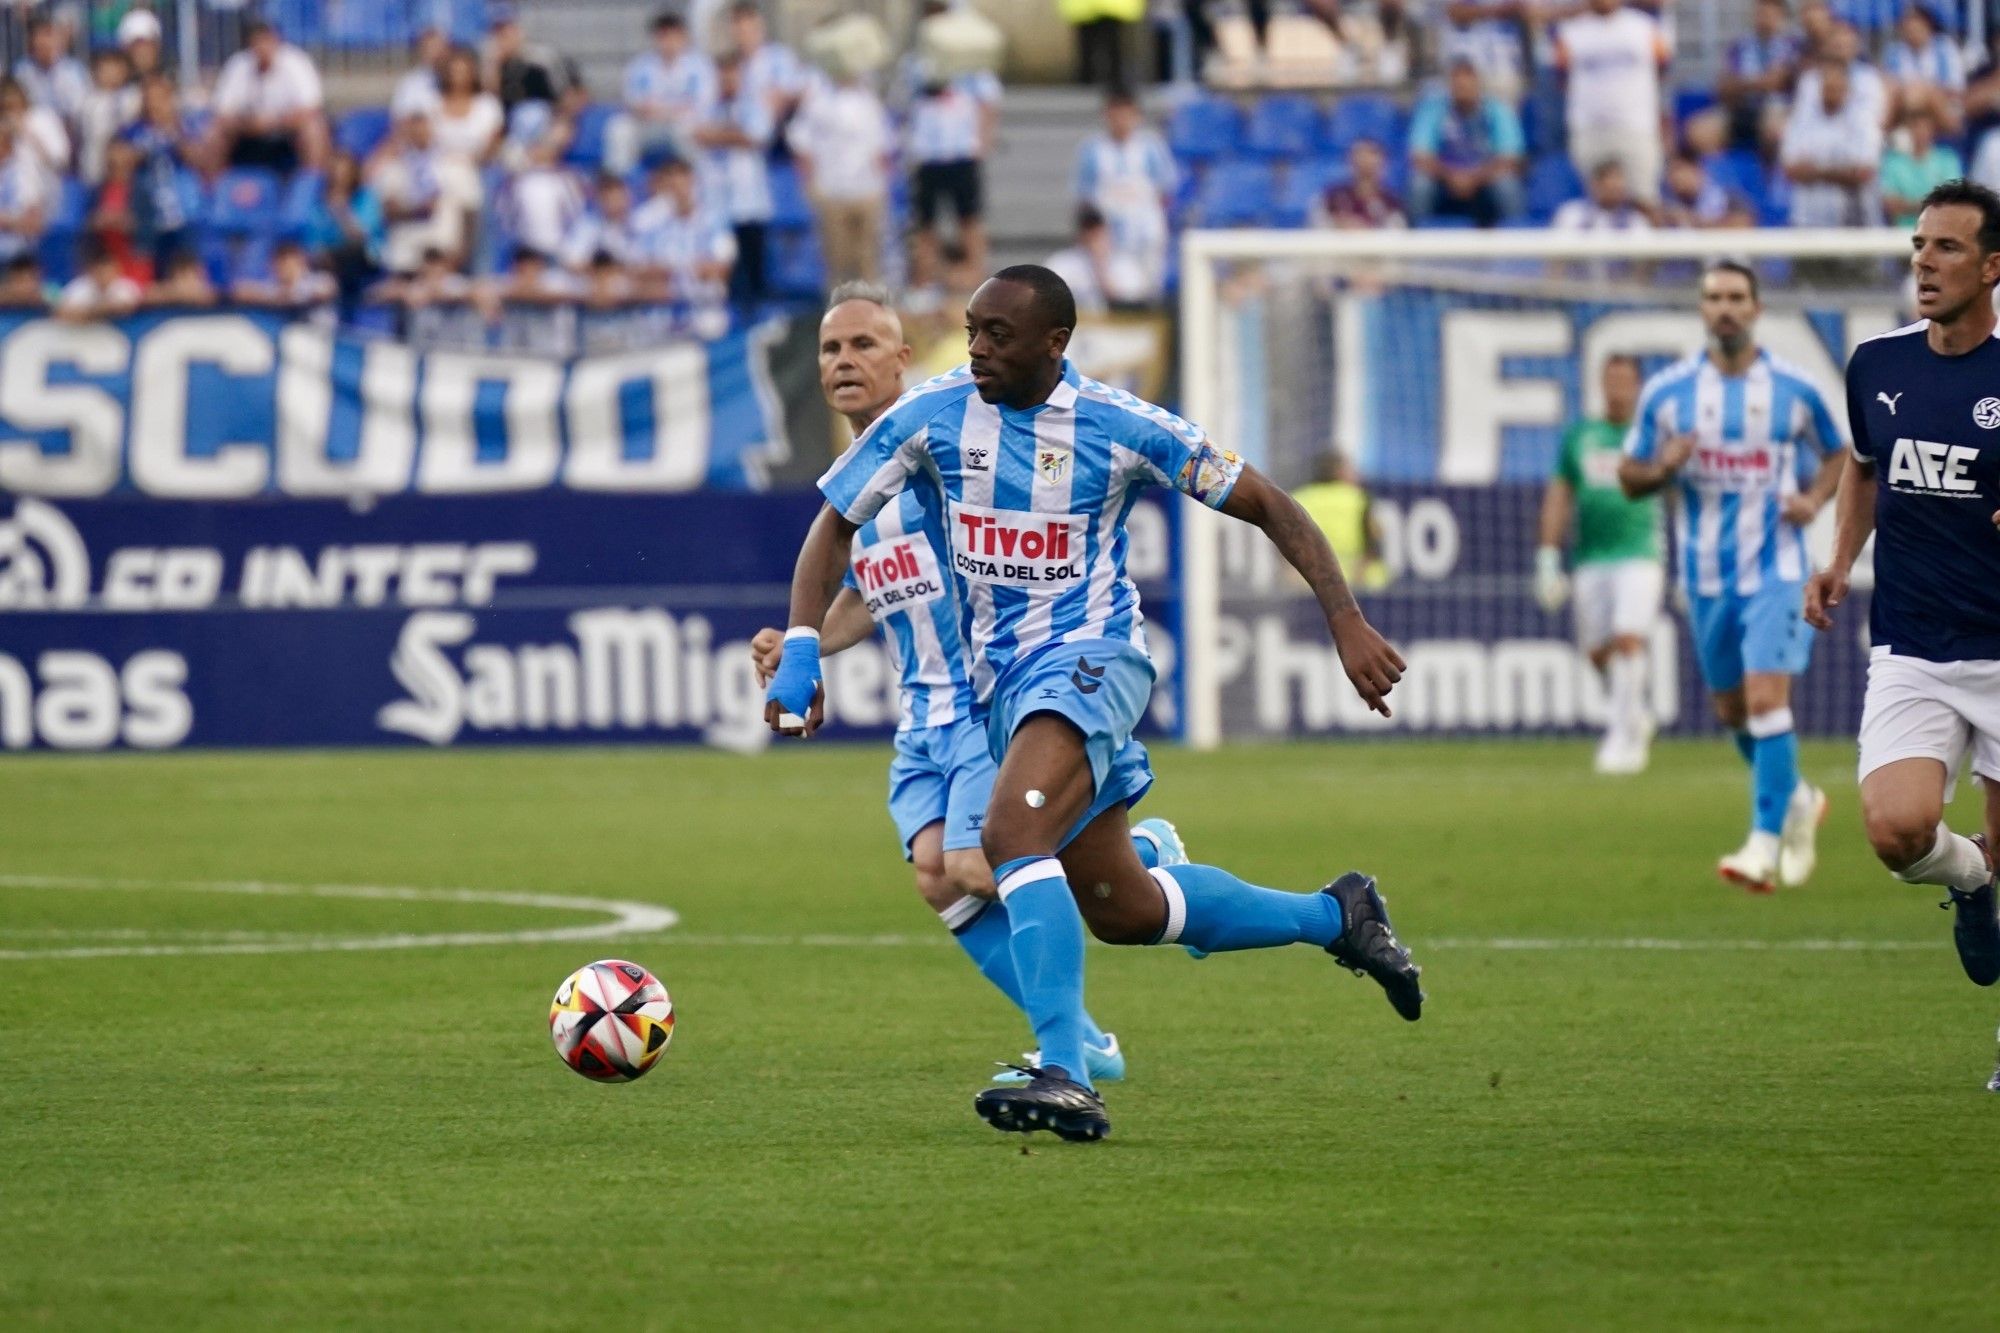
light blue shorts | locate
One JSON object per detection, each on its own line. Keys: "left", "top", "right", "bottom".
{"left": 1689, "top": 580, "right": 1813, "bottom": 692}
{"left": 985, "top": 638, "right": 1156, "bottom": 850}
{"left": 886, "top": 715, "right": 996, "bottom": 860}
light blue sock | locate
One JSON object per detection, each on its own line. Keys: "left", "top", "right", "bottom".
{"left": 945, "top": 896, "right": 1107, "bottom": 1049}
{"left": 1733, "top": 729, "right": 1756, "bottom": 766}
{"left": 1152, "top": 863, "right": 1344, "bottom": 954}
{"left": 991, "top": 857, "right": 1092, "bottom": 1087}
{"left": 1749, "top": 710, "right": 1799, "bottom": 837}
{"left": 1132, "top": 834, "right": 1163, "bottom": 870}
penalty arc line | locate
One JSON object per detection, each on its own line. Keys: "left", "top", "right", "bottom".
{"left": 0, "top": 874, "right": 678, "bottom": 961}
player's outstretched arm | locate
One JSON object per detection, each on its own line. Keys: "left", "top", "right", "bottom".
{"left": 751, "top": 589, "right": 874, "bottom": 685}
{"left": 764, "top": 503, "right": 862, "bottom": 736}
{"left": 1804, "top": 453, "right": 1877, "bottom": 631}
{"left": 1219, "top": 464, "right": 1406, "bottom": 716}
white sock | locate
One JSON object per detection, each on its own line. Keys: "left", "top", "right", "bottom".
{"left": 1747, "top": 830, "right": 1782, "bottom": 862}
{"left": 1608, "top": 653, "right": 1647, "bottom": 743}
{"left": 1894, "top": 823, "right": 1992, "bottom": 893}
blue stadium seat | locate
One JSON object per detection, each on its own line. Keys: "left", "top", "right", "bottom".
{"left": 767, "top": 230, "right": 826, "bottom": 300}
{"left": 335, "top": 107, "right": 393, "bottom": 160}
{"left": 1525, "top": 153, "right": 1582, "bottom": 222}
{"left": 277, "top": 170, "right": 325, "bottom": 236}
{"left": 768, "top": 161, "right": 813, "bottom": 229}
{"left": 1323, "top": 94, "right": 1400, "bottom": 154}
{"left": 1194, "top": 160, "right": 1276, "bottom": 226}
{"left": 208, "top": 168, "right": 282, "bottom": 238}
{"left": 1167, "top": 96, "right": 1242, "bottom": 163}
{"left": 564, "top": 104, "right": 617, "bottom": 173}
{"left": 1269, "top": 158, "right": 1349, "bottom": 228}
{"left": 1245, "top": 95, "right": 1320, "bottom": 159}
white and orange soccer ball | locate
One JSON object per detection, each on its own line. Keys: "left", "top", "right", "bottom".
{"left": 549, "top": 959, "right": 675, "bottom": 1082}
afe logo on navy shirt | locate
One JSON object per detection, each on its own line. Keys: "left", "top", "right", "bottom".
{"left": 1887, "top": 437, "right": 1983, "bottom": 496}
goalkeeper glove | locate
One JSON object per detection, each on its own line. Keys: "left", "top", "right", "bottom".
{"left": 1533, "top": 546, "right": 1570, "bottom": 613}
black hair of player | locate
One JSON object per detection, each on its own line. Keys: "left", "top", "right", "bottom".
{"left": 1918, "top": 179, "right": 2000, "bottom": 255}
{"left": 1701, "top": 259, "right": 1759, "bottom": 303}
{"left": 1603, "top": 352, "right": 1643, "bottom": 377}
{"left": 990, "top": 264, "right": 1077, "bottom": 335}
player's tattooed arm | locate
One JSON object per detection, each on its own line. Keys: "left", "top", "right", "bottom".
{"left": 1804, "top": 453, "right": 1877, "bottom": 630}
{"left": 1219, "top": 465, "right": 1407, "bottom": 717}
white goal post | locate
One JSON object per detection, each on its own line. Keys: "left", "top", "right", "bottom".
{"left": 1175, "top": 226, "right": 1914, "bottom": 749}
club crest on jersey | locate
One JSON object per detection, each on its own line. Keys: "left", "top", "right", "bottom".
{"left": 1038, "top": 448, "right": 1070, "bottom": 484}
{"left": 1974, "top": 398, "right": 2000, "bottom": 430}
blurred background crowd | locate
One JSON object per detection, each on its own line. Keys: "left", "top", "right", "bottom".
{"left": 0, "top": 0, "right": 1979, "bottom": 351}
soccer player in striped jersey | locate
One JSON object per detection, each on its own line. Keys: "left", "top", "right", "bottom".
{"left": 754, "top": 283, "right": 1191, "bottom": 1088}
{"left": 765, "top": 266, "right": 1423, "bottom": 1141}
{"left": 1619, "top": 262, "right": 1846, "bottom": 895}
{"left": 1804, "top": 181, "right": 2000, "bottom": 1044}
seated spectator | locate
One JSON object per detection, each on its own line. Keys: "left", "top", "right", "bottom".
{"left": 382, "top": 245, "right": 471, "bottom": 308}
{"left": 1781, "top": 53, "right": 1884, "bottom": 226}
{"left": 1435, "top": 0, "right": 1531, "bottom": 105}
{"left": 1659, "top": 151, "right": 1753, "bottom": 228}
{"left": 632, "top": 154, "right": 736, "bottom": 332}
{"left": 1794, "top": 22, "right": 1889, "bottom": 130}
{"left": 1043, "top": 204, "right": 1153, "bottom": 312}
{"left": 208, "top": 20, "right": 329, "bottom": 175}
{"left": 124, "top": 75, "right": 201, "bottom": 271}
{"left": 582, "top": 248, "right": 643, "bottom": 309}
{"left": 787, "top": 69, "right": 891, "bottom": 285}
{"left": 728, "top": 1, "right": 808, "bottom": 123}
{"left": 233, "top": 238, "right": 337, "bottom": 316}
{"left": 0, "top": 254, "right": 45, "bottom": 308}
{"left": 56, "top": 238, "right": 142, "bottom": 320}
{"left": 371, "top": 109, "right": 451, "bottom": 273}
{"left": 485, "top": 6, "right": 583, "bottom": 131}
{"left": 117, "top": 9, "right": 166, "bottom": 83}
{"left": 501, "top": 120, "right": 585, "bottom": 264}
{"left": 88, "top": 137, "right": 146, "bottom": 281}
{"left": 1555, "top": 0, "right": 1669, "bottom": 207}
{"left": 1328, "top": 0, "right": 1413, "bottom": 85}
{"left": 614, "top": 11, "right": 718, "bottom": 175}
{"left": 76, "top": 48, "right": 139, "bottom": 187}
{"left": 145, "top": 249, "right": 216, "bottom": 307}
{"left": 14, "top": 15, "right": 88, "bottom": 123}
{"left": 392, "top": 27, "right": 449, "bottom": 121}
{"left": 493, "top": 244, "right": 583, "bottom": 304}
{"left": 1881, "top": 107, "right": 1962, "bottom": 227}
{"left": 2, "top": 77, "right": 71, "bottom": 196}
{"left": 1552, "top": 159, "right": 1653, "bottom": 231}
{"left": 1965, "top": 29, "right": 2000, "bottom": 141}
{"left": 1317, "top": 137, "right": 1406, "bottom": 229}
{"left": 1407, "top": 59, "right": 1525, "bottom": 227}
{"left": 1073, "top": 90, "right": 1176, "bottom": 297}
{"left": 1718, "top": 0, "right": 1801, "bottom": 150}
{"left": 487, "top": 245, "right": 585, "bottom": 355}
{"left": 562, "top": 174, "right": 643, "bottom": 271}
{"left": 304, "top": 149, "right": 385, "bottom": 307}
{"left": 695, "top": 53, "right": 776, "bottom": 306}
{"left": 1883, "top": 4, "right": 1964, "bottom": 134}
{"left": 0, "top": 121, "right": 50, "bottom": 266}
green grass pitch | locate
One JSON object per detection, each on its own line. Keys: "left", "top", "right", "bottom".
{"left": 1, "top": 739, "right": 1993, "bottom": 1330}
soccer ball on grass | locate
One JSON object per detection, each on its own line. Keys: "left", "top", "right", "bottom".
{"left": 549, "top": 959, "right": 675, "bottom": 1082}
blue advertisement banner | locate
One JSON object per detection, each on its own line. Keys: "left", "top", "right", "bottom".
{"left": 0, "top": 490, "right": 1181, "bottom": 752}
{"left": 0, "top": 311, "right": 788, "bottom": 499}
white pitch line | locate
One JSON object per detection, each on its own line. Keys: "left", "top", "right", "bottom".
{"left": 0, "top": 874, "right": 677, "bottom": 961}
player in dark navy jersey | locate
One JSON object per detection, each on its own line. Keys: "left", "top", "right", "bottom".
{"left": 1806, "top": 181, "right": 2000, "bottom": 1059}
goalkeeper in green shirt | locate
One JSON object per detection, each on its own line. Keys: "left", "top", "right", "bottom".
{"left": 1535, "top": 354, "right": 1666, "bottom": 775}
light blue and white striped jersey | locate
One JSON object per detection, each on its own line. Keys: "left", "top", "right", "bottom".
{"left": 1073, "top": 128, "right": 1178, "bottom": 212}
{"left": 844, "top": 486, "right": 975, "bottom": 731}
{"left": 1624, "top": 347, "right": 1845, "bottom": 597}
{"left": 622, "top": 50, "right": 717, "bottom": 120}
{"left": 905, "top": 72, "right": 999, "bottom": 163}
{"left": 820, "top": 360, "right": 1243, "bottom": 700}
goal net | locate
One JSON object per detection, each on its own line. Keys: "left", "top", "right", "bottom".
{"left": 1174, "top": 227, "right": 1911, "bottom": 748}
